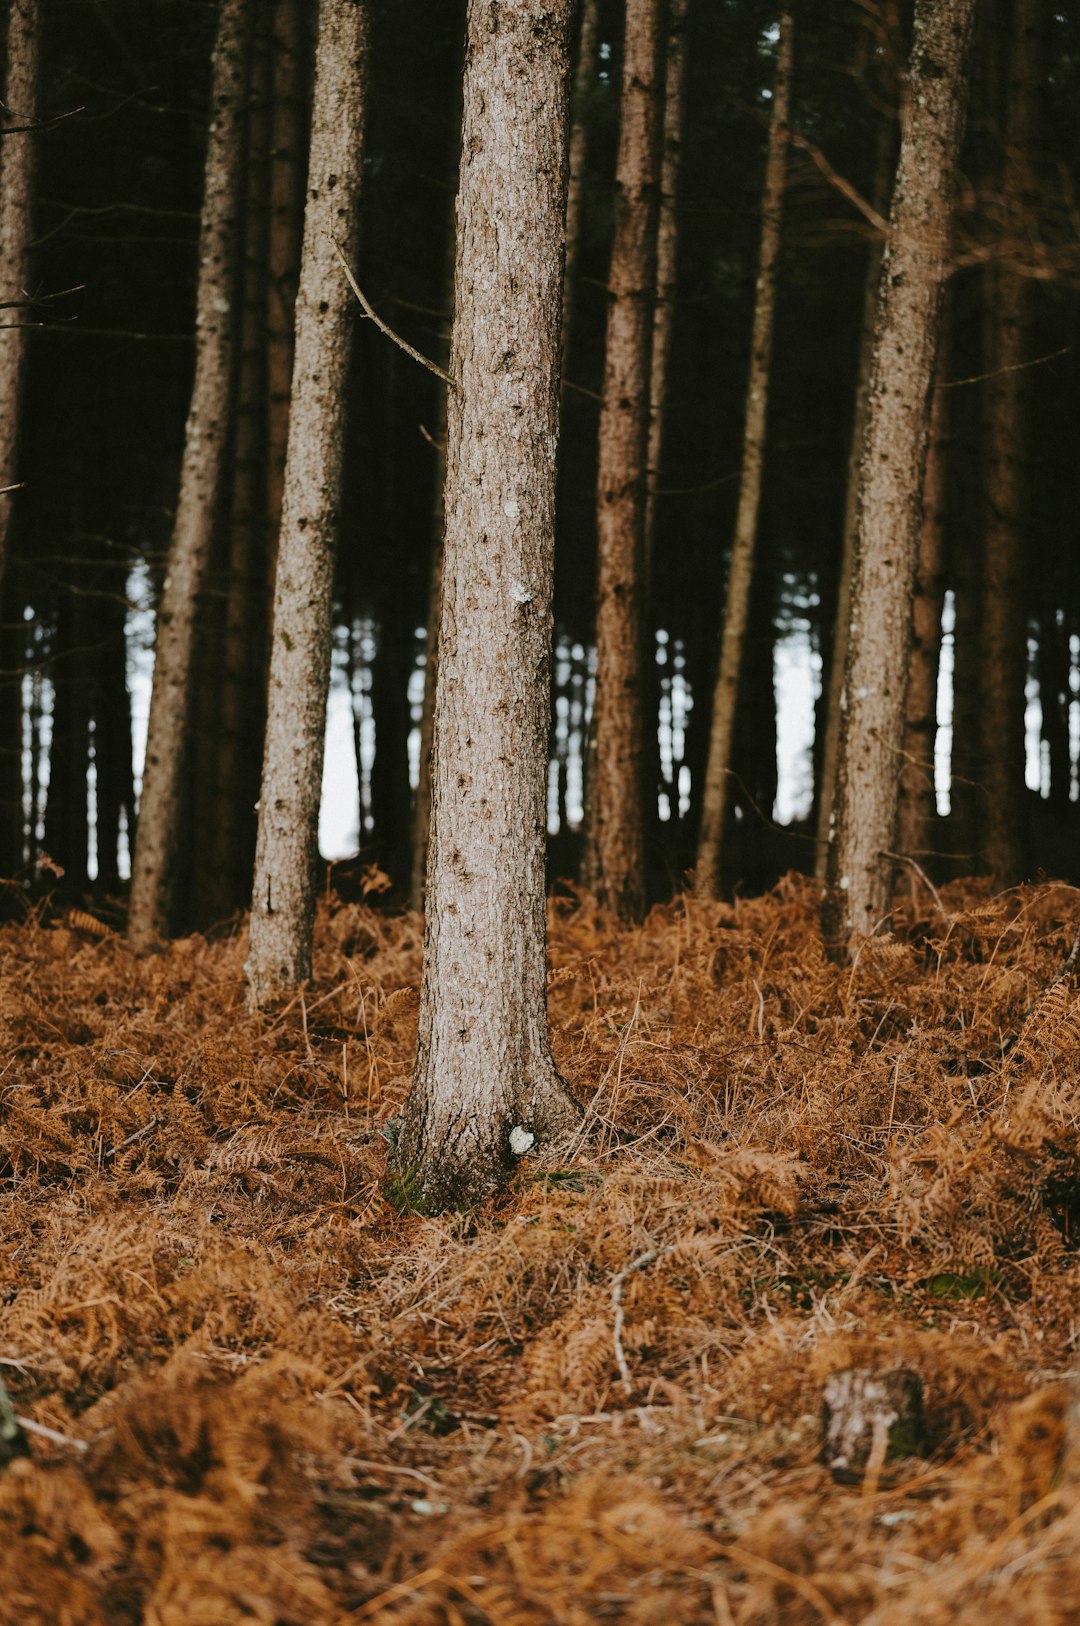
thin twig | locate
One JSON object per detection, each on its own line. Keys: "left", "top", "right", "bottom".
{"left": 331, "top": 240, "right": 453, "bottom": 388}
{"left": 102, "top": 1113, "right": 163, "bottom": 1164}
{"left": 15, "top": 1415, "right": 88, "bottom": 1452}
{"left": 612, "top": 1247, "right": 669, "bottom": 1394}
{"left": 883, "top": 850, "right": 949, "bottom": 921}
{"left": 789, "top": 128, "right": 889, "bottom": 236}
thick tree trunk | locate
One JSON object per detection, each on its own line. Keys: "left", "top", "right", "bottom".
{"left": 246, "top": 0, "right": 369, "bottom": 1005}
{"left": 561, "top": 0, "right": 600, "bottom": 371}
{"left": 400, "top": 0, "right": 580, "bottom": 1210}
{"left": 127, "top": 0, "right": 251, "bottom": 949}
{"left": 896, "top": 345, "right": 949, "bottom": 869}
{"left": 822, "top": 0, "right": 975, "bottom": 954}
{"left": 814, "top": 113, "right": 895, "bottom": 881}
{"left": 0, "top": 0, "right": 38, "bottom": 596}
{"left": 695, "top": 11, "right": 793, "bottom": 899}
{"left": 590, "top": 0, "right": 665, "bottom": 922}
{"left": 978, "top": 0, "right": 1038, "bottom": 882}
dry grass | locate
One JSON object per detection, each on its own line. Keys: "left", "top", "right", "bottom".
{"left": 0, "top": 873, "right": 1078, "bottom": 1623}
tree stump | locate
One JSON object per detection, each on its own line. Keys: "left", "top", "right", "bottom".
{"left": 821, "top": 1366, "right": 925, "bottom": 1482}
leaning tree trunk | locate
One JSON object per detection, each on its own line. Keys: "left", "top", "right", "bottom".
{"left": 695, "top": 11, "right": 793, "bottom": 899}
{"left": 822, "top": 0, "right": 976, "bottom": 955}
{"left": 0, "top": 0, "right": 38, "bottom": 595}
{"left": 127, "top": 0, "right": 251, "bottom": 949}
{"left": 400, "top": 0, "right": 580, "bottom": 1210}
{"left": 589, "top": 0, "right": 665, "bottom": 922}
{"left": 246, "top": 0, "right": 369, "bottom": 1005}
{"left": 978, "top": 0, "right": 1038, "bottom": 882}
{"left": 814, "top": 111, "right": 895, "bottom": 880}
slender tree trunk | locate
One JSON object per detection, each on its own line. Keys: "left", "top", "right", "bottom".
{"left": 978, "top": 0, "right": 1038, "bottom": 881}
{"left": 127, "top": 0, "right": 251, "bottom": 949}
{"left": 44, "top": 592, "right": 90, "bottom": 888}
{"left": 0, "top": 0, "right": 38, "bottom": 596}
{"left": 896, "top": 343, "right": 949, "bottom": 871}
{"left": 409, "top": 229, "right": 454, "bottom": 915}
{"left": 590, "top": 0, "right": 665, "bottom": 922}
{"left": 822, "top": 0, "right": 976, "bottom": 954}
{"left": 695, "top": 11, "right": 793, "bottom": 898}
{"left": 814, "top": 112, "right": 895, "bottom": 880}
{"left": 0, "top": 575, "right": 22, "bottom": 872}
{"left": 266, "top": 0, "right": 307, "bottom": 571}
{"left": 1038, "top": 608, "right": 1070, "bottom": 814}
{"left": 400, "top": 0, "right": 580, "bottom": 1210}
{"left": 196, "top": 20, "right": 273, "bottom": 926}
{"left": 93, "top": 583, "right": 134, "bottom": 894}
{"left": 246, "top": 0, "right": 369, "bottom": 1004}
{"left": 561, "top": 0, "right": 600, "bottom": 371}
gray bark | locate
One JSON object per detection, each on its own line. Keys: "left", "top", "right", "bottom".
{"left": 814, "top": 113, "right": 895, "bottom": 882}
{"left": 246, "top": 0, "right": 369, "bottom": 1003}
{"left": 127, "top": 0, "right": 251, "bottom": 949}
{"left": 400, "top": 0, "right": 580, "bottom": 1211}
{"left": 695, "top": 11, "right": 793, "bottom": 899}
{"left": 822, "top": 0, "right": 976, "bottom": 953}
{"left": 589, "top": 0, "right": 665, "bottom": 922}
{"left": 0, "top": 0, "right": 37, "bottom": 594}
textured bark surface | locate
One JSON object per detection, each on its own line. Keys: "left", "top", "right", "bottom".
{"left": 896, "top": 349, "right": 948, "bottom": 868}
{"left": 822, "top": 0, "right": 975, "bottom": 953}
{"left": 127, "top": 0, "right": 251, "bottom": 949}
{"left": 695, "top": 12, "right": 793, "bottom": 899}
{"left": 266, "top": 0, "right": 307, "bottom": 570}
{"left": 643, "top": 0, "right": 688, "bottom": 585}
{"left": 979, "top": 0, "right": 1038, "bottom": 881}
{"left": 195, "top": 17, "right": 273, "bottom": 927}
{"left": 814, "top": 114, "right": 894, "bottom": 882}
{"left": 821, "top": 1366, "right": 925, "bottom": 1481}
{"left": 400, "top": 0, "right": 579, "bottom": 1210}
{"left": 0, "top": 0, "right": 38, "bottom": 593}
{"left": 590, "top": 0, "right": 665, "bottom": 922}
{"left": 246, "top": 0, "right": 369, "bottom": 1003}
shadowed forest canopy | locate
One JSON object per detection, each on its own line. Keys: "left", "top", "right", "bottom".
{"left": 1, "top": 0, "right": 1078, "bottom": 921}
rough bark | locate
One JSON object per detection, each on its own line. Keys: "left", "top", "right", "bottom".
{"left": 814, "top": 113, "right": 895, "bottom": 881}
{"left": 590, "top": 0, "right": 665, "bottom": 922}
{"left": 266, "top": 0, "right": 307, "bottom": 568}
{"left": 400, "top": 0, "right": 580, "bottom": 1210}
{"left": 246, "top": 0, "right": 369, "bottom": 1004}
{"left": 978, "top": 0, "right": 1038, "bottom": 881}
{"left": 196, "top": 19, "right": 273, "bottom": 927}
{"left": 127, "top": 0, "right": 251, "bottom": 949}
{"left": 896, "top": 343, "right": 949, "bottom": 869}
{"left": 695, "top": 11, "right": 793, "bottom": 899}
{"left": 0, "top": 0, "right": 38, "bottom": 596}
{"left": 0, "top": 576, "right": 21, "bottom": 872}
{"left": 822, "top": 0, "right": 976, "bottom": 954}
{"left": 561, "top": 0, "right": 600, "bottom": 370}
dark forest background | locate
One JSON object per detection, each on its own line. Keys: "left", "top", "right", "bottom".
{"left": 2, "top": 0, "right": 1079, "bottom": 925}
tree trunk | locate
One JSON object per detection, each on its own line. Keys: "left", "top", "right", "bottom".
{"left": 408, "top": 228, "right": 454, "bottom": 916}
{"left": 196, "top": 18, "right": 273, "bottom": 927}
{"left": 266, "top": 0, "right": 307, "bottom": 571}
{"left": 978, "top": 0, "right": 1038, "bottom": 882}
{"left": 561, "top": 0, "right": 600, "bottom": 371}
{"left": 127, "top": 0, "right": 251, "bottom": 949}
{"left": 814, "top": 112, "right": 895, "bottom": 881}
{"left": 0, "top": 0, "right": 38, "bottom": 596}
{"left": 822, "top": 0, "right": 976, "bottom": 955}
{"left": 0, "top": 574, "right": 22, "bottom": 872}
{"left": 695, "top": 11, "right": 793, "bottom": 899}
{"left": 400, "top": 0, "right": 580, "bottom": 1210}
{"left": 246, "top": 0, "right": 369, "bottom": 1005}
{"left": 896, "top": 340, "right": 949, "bottom": 870}
{"left": 590, "top": 0, "right": 665, "bottom": 922}
{"left": 1038, "top": 608, "right": 1070, "bottom": 814}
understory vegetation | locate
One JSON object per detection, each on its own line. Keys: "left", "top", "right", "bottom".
{"left": 0, "top": 874, "right": 1078, "bottom": 1623}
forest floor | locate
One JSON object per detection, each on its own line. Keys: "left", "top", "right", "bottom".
{"left": 0, "top": 874, "right": 1078, "bottom": 1625}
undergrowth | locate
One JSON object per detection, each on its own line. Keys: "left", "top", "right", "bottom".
{"left": 0, "top": 873, "right": 1078, "bottom": 1623}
